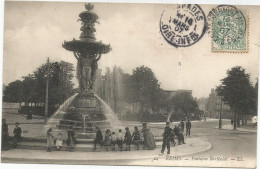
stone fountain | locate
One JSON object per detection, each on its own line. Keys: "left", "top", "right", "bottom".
{"left": 45, "top": 3, "right": 119, "bottom": 139}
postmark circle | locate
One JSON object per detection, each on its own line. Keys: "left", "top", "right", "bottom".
{"left": 210, "top": 5, "right": 247, "bottom": 51}
{"left": 160, "top": 4, "right": 207, "bottom": 48}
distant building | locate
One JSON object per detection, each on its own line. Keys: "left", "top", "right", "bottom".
{"left": 164, "top": 89, "right": 192, "bottom": 98}
{"left": 197, "top": 98, "right": 208, "bottom": 112}
{"left": 205, "top": 88, "right": 232, "bottom": 119}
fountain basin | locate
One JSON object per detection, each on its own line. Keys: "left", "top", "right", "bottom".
{"left": 45, "top": 93, "right": 123, "bottom": 139}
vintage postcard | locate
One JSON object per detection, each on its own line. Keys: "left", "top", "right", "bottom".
{"left": 0, "top": 1, "right": 259, "bottom": 168}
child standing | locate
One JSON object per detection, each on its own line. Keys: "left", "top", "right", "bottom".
{"left": 56, "top": 133, "right": 63, "bottom": 151}
{"left": 93, "top": 127, "right": 103, "bottom": 151}
{"left": 124, "top": 127, "right": 132, "bottom": 151}
{"left": 104, "top": 129, "right": 112, "bottom": 151}
{"left": 13, "top": 122, "right": 22, "bottom": 148}
{"left": 117, "top": 129, "right": 124, "bottom": 151}
{"left": 111, "top": 132, "right": 117, "bottom": 151}
{"left": 46, "top": 128, "right": 54, "bottom": 152}
{"left": 67, "top": 126, "right": 76, "bottom": 152}
{"left": 132, "top": 126, "right": 142, "bottom": 150}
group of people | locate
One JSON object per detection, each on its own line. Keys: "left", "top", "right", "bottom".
{"left": 93, "top": 122, "right": 156, "bottom": 151}
{"left": 2, "top": 117, "right": 192, "bottom": 154}
{"left": 46, "top": 123, "right": 156, "bottom": 152}
{"left": 161, "top": 119, "right": 192, "bottom": 155}
{"left": 46, "top": 126, "right": 77, "bottom": 152}
{"left": 45, "top": 122, "right": 156, "bottom": 152}
{"left": 45, "top": 120, "right": 191, "bottom": 153}
{"left": 1, "top": 118, "right": 22, "bottom": 151}
{"left": 179, "top": 119, "right": 192, "bottom": 136}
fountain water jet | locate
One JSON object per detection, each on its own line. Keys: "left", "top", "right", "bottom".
{"left": 44, "top": 93, "right": 79, "bottom": 132}
{"left": 45, "top": 93, "right": 123, "bottom": 138}
{"left": 94, "top": 94, "right": 123, "bottom": 130}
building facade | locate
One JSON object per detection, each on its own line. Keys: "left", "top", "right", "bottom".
{"left": 205, "top": 88, "right": 233, "bottom": 119}
{"left": 164, "top": 89, "right": 192, "bottom": 98}
{"left": 197, "top": 97, "right": 208, "bottom": 112}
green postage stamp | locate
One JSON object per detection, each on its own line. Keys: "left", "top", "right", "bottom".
{"left": 210, "top": 5, "right": 248, "bottom": 53}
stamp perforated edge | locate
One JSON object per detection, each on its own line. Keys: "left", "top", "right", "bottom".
{"left": 210, "top": 6, "right": 249, "bottom": 53}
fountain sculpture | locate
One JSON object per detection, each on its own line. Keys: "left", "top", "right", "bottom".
{"left": 63, "top": 3, "right": 111, "bottom": 94}
{"left": 45, "top": 3, "right": 119, "bottom": 139}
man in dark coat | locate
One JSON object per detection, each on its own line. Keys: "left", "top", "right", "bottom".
{"left": 173, "top": 125, "right": 180, "bottom": 136}
{"left": 2, "top": 119, "right": 10, "bottom": 151}
{"left": 161, "top": 122, "right": 174, "bottom": 155}
{"left": 93, "top": 127, "right": 103, "bottom": 150}
{"left": 186, "top": 120, "right": 191, "bottom": 136}
{"left": 174, "top": 125, "right": 185, "bottom": 145}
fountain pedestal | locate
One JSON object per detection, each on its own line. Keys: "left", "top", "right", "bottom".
{"left": 73, "top": 94, "right": 98, "bottom": 139}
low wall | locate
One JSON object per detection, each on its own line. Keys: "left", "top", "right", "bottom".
{"left": 2, "top": 102, "right": 20, "bottom": 109}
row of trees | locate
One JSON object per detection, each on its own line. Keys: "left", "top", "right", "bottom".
{"left": 99, "top": 65, "right": 199, "bottom": 121}
{"left": 3, "top": 60, "right": 75, "bottom": 116}
{"left": 216, "top": 66, "right": 258, "bottom": 129}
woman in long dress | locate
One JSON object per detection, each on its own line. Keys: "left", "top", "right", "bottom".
{"left": 141, "top": 123, "right": 156, "bottom": 150}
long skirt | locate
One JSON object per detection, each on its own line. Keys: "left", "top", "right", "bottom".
{"left": 143, "top": 131, "right": 156, "bottom": 150}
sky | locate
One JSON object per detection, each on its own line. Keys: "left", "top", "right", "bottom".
{"left": 2, "top": 1, "right": 260, "bottom": 98}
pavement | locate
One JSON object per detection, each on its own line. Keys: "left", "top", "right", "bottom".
{"left": 2, "top": 109, "right": 45, "bottom": 122}
{"left": 1, "top": 137, "right": 211, "bottom": 165}
{"left": 214, "top": 124, "right": 257, "bottom": 133}
{"left": 2, "top": 110, "right": 46, "bottom": 138}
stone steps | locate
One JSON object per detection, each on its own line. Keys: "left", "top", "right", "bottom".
{"left": 18, "top": 136, "right": 163, "bottom": 143}
{"left": 13, "top": 136, "right": 163, "bottom": 152}
{"left": 15, "top": 140, "right": 163, "bottom": 152}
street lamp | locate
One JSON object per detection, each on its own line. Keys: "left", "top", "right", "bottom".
{"left": 219, "top": 97, "right": 223, "bottom": 129}
{"left": 44, "top": 57, "right": 50, "bottom": 124}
